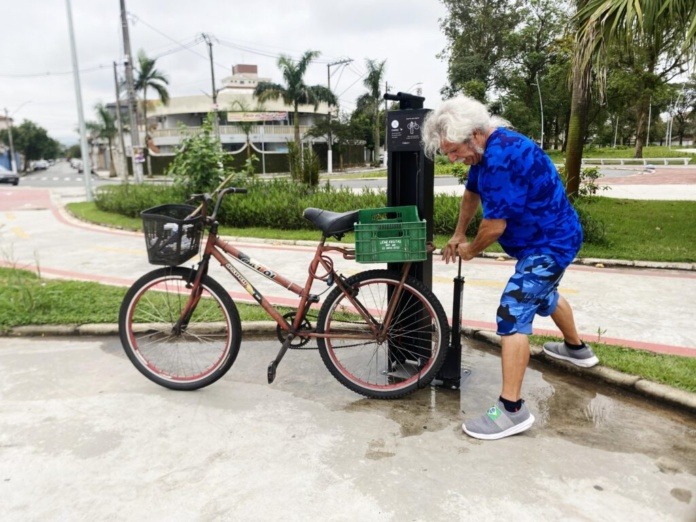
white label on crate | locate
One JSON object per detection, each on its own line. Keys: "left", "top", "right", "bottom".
{"left": 380, "top": 239, "right": 403, "bottom": 251}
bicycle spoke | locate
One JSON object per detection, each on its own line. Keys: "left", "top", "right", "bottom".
{"left": 122, "top": 270, "right": 238, "bottom": 386}
{"left": 317, "top": 270, "right": 447, "bottom": 398}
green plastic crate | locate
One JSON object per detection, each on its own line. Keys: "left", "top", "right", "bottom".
{"left": 354, "top": 206, "right": 427, "bottom": 264}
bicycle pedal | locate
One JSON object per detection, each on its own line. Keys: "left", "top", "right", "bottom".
{"left": 267, "top": 361, "right": 277, "bottom": 384}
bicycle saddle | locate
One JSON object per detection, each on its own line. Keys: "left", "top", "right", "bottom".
{"left": 303, "top": 208, "right": 359, "bottom": 237}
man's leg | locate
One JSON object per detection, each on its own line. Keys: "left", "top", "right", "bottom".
{"left": 500, "top": 333, "right": 530, "bottom": 402}
{"left": 461, "top": 258, "right": 543, "bottom": 440}
{"left": 544, "top": 294, "right": 599, "bottom": 367}
{"left": 549, "top": 295, "right": 582, "bottom": 345}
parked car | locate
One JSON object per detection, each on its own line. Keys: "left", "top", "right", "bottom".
{"left": 0, "top": 165, "right": 19, "bottom": 186}
{"left": 33, "top": 159, "right": 49, "bottom": 170}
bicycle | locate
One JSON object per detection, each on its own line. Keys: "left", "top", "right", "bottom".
{"left": 119, "top": 187, "right": 450, "bottom": 399}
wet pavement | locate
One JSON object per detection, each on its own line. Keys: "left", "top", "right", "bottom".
{"left": 0, "top": 335, "right": 694, "bottom": 520}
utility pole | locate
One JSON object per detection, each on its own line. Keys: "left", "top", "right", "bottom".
{"left": 201, "top": 33, "right": 220, "bottom": 139}
{"left": 120, "top": 0, "right": 143, "bottom": 183}
{"left": 3, "top": 108, "right": 16, "bottom": 173}
{"left": 65, "top": 0, "right": 94, "bottom": 201}
{"left": 326, "top": 58, "right": 352, "bottom": 174}
{"left": 113, "top": 61, "right": 128, "bottom": 181}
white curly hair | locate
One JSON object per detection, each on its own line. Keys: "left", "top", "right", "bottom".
{"left": 421, "top": 95, "right": 510, "bottom": 159}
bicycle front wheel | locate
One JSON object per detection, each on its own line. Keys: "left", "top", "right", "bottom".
{"left": 119, "top": 267, "right": 241, "bottom": 390}
{"left": 316, "top": 269, "right": 449, "bottom": 399}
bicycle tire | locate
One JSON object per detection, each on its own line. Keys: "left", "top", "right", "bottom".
{"left": 119, "top": 267, "right": 242, "bottom": 390}
{"left": 316, "top": 269, "right": 449, "bottom": 399}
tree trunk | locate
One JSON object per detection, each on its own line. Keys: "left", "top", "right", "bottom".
{"left": 293, "top": 103, "right": 301, "bottom": 144}
{"left": 564, "top": 63, "right": 591, "bottom": 201}
{"left": 633, "top": 95, "right": 651, "bottom": 158}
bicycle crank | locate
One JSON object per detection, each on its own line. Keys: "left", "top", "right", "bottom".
{"left": 276, "top": 312, "right": 312, "bottom": 348}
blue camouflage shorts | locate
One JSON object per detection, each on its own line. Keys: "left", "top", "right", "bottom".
{"left": 496, "top": 254, "right": 565, "bottom": 336}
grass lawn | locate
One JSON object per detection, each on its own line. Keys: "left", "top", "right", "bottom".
{"left": 0, "top": 267, "right": 283, "bottom": 332}
{"left": 575, "top": 198, "right": 696, "bottom": 262}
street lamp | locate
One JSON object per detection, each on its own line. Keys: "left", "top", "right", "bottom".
{"left": 326, "top": 58, "right": 352, "bottom": 174}
{"left": 535, "top": 73, "right": 544, "bottom": 149}
{"left": 406, "top": 82, "right": 423, "bottom": 96}
{"left": 65, "top": 0, "right": 94, "bottom": 201}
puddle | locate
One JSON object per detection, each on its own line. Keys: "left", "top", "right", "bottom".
{"left": 101, "top": 335, "right": 696, "bottom": 475}
{"left": 458, "top": 339, "right": 696, "bottom": 475}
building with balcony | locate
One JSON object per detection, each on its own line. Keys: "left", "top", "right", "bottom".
{"left": 116, "top": 64, "right": 363, "bottom": 174}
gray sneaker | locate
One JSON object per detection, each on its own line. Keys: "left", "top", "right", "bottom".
{"left": 462, "top": 400, "right": 535, "bottom": 440}
{"left": 543, "top": 341, "right": 599, "bottom": 368}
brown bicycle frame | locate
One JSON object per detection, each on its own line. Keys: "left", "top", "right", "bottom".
{"left": 179, "top": 229, "right": 413, "bottom": 342}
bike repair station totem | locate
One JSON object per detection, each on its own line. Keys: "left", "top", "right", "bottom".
{"left": 383, "top": 91, "right": 465, "bottom": 390}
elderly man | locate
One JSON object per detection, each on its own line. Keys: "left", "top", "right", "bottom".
{"left": 422, "top": 95, "right": 598, "bottom": 441}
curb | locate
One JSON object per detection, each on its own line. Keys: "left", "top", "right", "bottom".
{"left": 463, "top": 327, "right": 696, "bottom": 414}
{"left": 4, "top": 322, "right": 694, "bottom": 414}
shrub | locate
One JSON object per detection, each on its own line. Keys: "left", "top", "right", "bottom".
{"left": 435, "top": 162, "right": 469, "bottom": 183}
{"left": 287, "top": 141, "right": 320, "bottom": 186}
{"left": 557, "top": 165, "right": 609, "bottom": 197}
{"left": 167, "top": 114, "right": 228, "bottom": 194}
{"left": 94, "top": 184, "right": 185, "bottom": 217}
{"left": 95, "top": 181, "right": 607, "bottom": 246}
{"left": 574, "top": 201, "right": 607, "bottom": 245}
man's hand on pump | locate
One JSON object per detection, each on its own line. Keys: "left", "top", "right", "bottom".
{"left": 442, "top": 233, "right": 467, "bottom": 264}
{"left": 456, "top": 242, "right": 476, "bottom": 261}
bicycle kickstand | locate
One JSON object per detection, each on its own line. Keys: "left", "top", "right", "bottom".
{"left": 267, "top": 334, "right": 295, "bottom": 384}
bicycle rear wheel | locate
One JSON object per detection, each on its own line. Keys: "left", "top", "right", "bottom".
{"left": 316, "top": 269, "right": 449, "bottom": 399}
{"left": 119, "top": 267, "right": 241, "bottom": 390}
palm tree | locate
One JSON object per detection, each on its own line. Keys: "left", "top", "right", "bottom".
{"left": 134, "top": 49, "right": 170, "bottom": 176}
{"left": 254, "top": 50, "right": 337, "bottom": 144}
{"left": 357, "top": 59, "right": 386, "bottom": 166}
{"left": 228, "top": 98, "right": 260, "bottom": 161}
{"left": 564, "top": 0, "right": 696, "bottom": 199}
{"left": 86, "top": 104, "right": 118, "bottom": 177}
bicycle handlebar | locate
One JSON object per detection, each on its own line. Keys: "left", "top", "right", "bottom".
{"left": 187, "top": 187, "right": 247, "bottom": 220}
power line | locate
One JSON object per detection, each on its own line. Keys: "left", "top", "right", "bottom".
{"left": 127, "top": 12, "right": 212, "bottom": 63}
{"left": 0, "top": 64, "right": 110, "bottom": 79}
{"left": 0, "top": 38, "right": 202, "bottom": 79}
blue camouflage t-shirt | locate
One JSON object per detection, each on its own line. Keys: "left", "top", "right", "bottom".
{"left": 465, "top": 127, "right": 582, "bottom": 267}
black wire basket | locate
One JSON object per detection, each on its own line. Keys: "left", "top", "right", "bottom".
{"left": 141, "top": 204, "right": 203, "bottom": 266}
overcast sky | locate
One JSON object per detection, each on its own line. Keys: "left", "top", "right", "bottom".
{"left": 1, "top": 0, "right": 450, "bottom": 145}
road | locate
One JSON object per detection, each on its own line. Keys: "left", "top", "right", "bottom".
{"left": 15, "top": 161, "right": 118, "bottom": 189}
